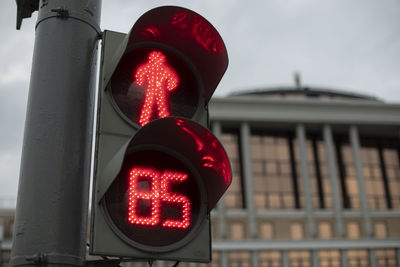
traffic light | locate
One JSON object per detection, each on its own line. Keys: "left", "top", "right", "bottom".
{"left": 90, "top": 6, "right": 231, "bottom": 263}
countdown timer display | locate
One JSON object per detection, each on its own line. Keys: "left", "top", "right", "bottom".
{"left": 104, "top": 149, "right": 205, "bottom": 251}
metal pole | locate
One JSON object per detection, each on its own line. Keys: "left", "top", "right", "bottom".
{"left": 11, "top": 0, "right": 101, "bottom": 266}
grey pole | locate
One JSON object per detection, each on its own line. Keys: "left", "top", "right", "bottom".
{"left": 11, "top": 1, "right": 101, "bottom": 267}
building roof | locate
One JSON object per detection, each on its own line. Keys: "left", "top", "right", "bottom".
{"left": 229, "top": 86, "right": 382, "bottom": 102}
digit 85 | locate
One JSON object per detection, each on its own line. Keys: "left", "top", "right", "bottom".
{"left": 128, "top": 167, "right": 191, "bottom": 229}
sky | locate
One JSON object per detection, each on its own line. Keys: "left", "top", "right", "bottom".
{"left": 0, "top": 0, "right": 400, "bottom": 203}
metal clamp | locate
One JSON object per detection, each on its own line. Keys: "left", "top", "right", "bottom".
{"left": 36, "top": 7, "right": 102, "bottom": 36}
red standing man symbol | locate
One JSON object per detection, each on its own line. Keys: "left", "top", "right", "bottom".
{"left": 135, "top": 51, "right": 179, "bottom": 126}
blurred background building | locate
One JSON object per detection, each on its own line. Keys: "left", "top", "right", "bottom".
{"left": 0, "top": 198, "right": 15, "bottom": 267}
{"left": 1, "top": 86, "right": 400, "bottom": 267}
{"left": 203, "top": 86, "right": 400, "bottom": 267}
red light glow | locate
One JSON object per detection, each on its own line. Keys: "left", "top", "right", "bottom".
{"left": 140, "top": 26, "right": 161, "bottom": 39}
{"left": 128, "top": 167, "right": 191, "bottom": 229}
{"left": 135, "top": 51, "right": 179, "bottom": 126}
{"left": 175, "top": 118, "right": 204, "bottom": 152}
{"left": 173, "top": 118, "right": 231, "bottom": 186}
{"left": 170, "top": 12, "right": 224, "bottom": 54}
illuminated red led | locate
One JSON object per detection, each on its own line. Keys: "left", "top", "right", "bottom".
{"left": 128, "top": 167, "right": 191, "bottom": 229}
{"left": 135, "top": 51, "right": 179, "bottom": 126}
{"left": 128, "top": 168, "right": 160, "bottom": 226}
{"left": 160, "top": 171, "right": 190, "bottom": 229}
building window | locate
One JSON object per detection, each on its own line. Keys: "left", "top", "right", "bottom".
{"left": 0, "top": 217, "right": 13, "bottom": 240}
{"left": 306, "top": 135, "right": 333, "bottom": 210}
{"left": 259, "top": 251, "right": 281, "bottom": 267}
{"left": 166, "top": 262, "right": 190, "bottom": 267}
{"left": 228, "top": 251, "right": 251, "bottom": 267}
{"left": 318, "top": 221, "right": 333, "bottom": 240}
{"left": 346, "top": 221, "right": 361, "bottom": 239}
{"left": 131, "top": 262, "right": 158, "bottom": 267}
{"left": 319, "top": 250, "right": 340, "bottom": 267}
{"left": 1, "top": 250, "right": 10, "bottom": 267}
{"left": 220, "top": 131, "right": 244, "bottom": 209}
{"left": 335, "top": 138, "right": 361, "bottom": 209}
{"left": 229, "top": 221, "right": 246, "bottom": 240}
{"left": 360, "top": 139, "right": 389, "bottom": 210}
{"left": 290, "top": 222, "right": 304, "bottom": 240}
{"left": 374, "top": 221, "right": 388, "bottom": 239}
{"left": 250, "top": 132, "right": 300, "bottom": 210}
{"left": 289, "top": 251, "right": 311, "bottom": 267}
{"left": 376, "top": 249, "right": 397, "bottom": 267}
{"left": 382, "top": 144, "right": 400, "bottom": 210}
{"left": 359, "top": 138, "right": 400, "bottom": 210}
{"left": 259, "top": 221, "right": 274, "bottom": 240}
{"left": 347, "top": 250, "right": 369, "bottom": 267}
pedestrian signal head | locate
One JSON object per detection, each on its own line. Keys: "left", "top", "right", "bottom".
{"left": 107, "top": 6, "right": 228, "bottom": 128}
{"left": 91, "top": 6, "right": 230, "bottom": 262}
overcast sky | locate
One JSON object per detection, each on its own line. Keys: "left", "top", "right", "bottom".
{"left": 0, "top": 0, "right": 399, "bottom": 202}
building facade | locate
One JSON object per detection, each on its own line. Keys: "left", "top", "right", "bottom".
{"left": 0, "top": 199, "right": 15, "bottom": 267}
{"left": 202, "top": 88, "right": 400, "bottom": 267}
{"left": 1, "top": 87, "right": 400, "bottom": 267}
